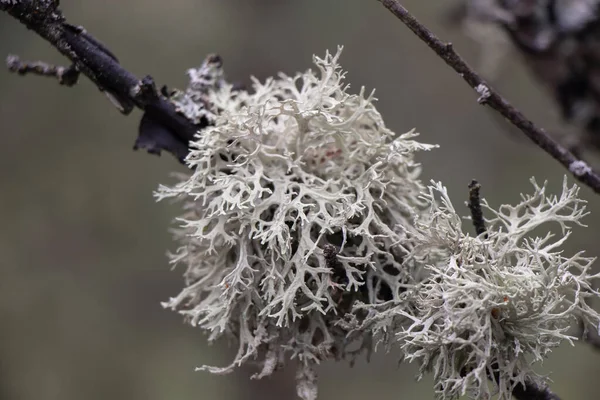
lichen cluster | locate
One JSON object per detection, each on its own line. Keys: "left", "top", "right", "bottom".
{"left": 357, "top": 178, "right": 599, "bottom": 399}
{"left": 157, "top": 47, "right": 435, "bottom": 400}
{"left": 157, "top": 48, "right": 599, "bottom": 400}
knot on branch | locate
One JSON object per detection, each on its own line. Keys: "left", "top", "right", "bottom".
{"left": 131, "top": 75, "right": 160, "bottom": 103}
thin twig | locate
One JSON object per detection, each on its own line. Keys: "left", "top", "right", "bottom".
{"left": 1, "top": 0, "right": 202, "bottom": 162}
{"left": 6, "top": 54, "right": 79, "bottom": 85}
{"left": 378, "top": 0, "right": 600, "bottom": 195}
{"left": 467, "top": 180, "right": 487, "bottom": 238}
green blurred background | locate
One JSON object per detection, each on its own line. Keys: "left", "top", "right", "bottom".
{"left": 1, "top": 1, "right": 599, "bottom": 399}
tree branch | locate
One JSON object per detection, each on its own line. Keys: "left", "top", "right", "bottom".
{"left": 377, "top": 0, "right": 600, "bottom": 195}
{"left": 1, "top": 0, "right": 204, "bottom": 162}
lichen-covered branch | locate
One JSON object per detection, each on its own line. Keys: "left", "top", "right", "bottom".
{"left": 1, "top": 0, "right": 202, "bottom": 161}
{"left": 377, "top": 0, "right": 600, "bottom": 195}
{"left": 3, "top": 3, "right": 598, "bottom": 400}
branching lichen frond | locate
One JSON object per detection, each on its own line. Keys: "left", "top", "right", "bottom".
{"left": 362, "top": 177, "right": 599, "bottom": 400}
{"left": 156, "top": 47, "right": 436, "bottom": 400}
{"left": 156, "top": 46, "right": 598, "bottom": 400}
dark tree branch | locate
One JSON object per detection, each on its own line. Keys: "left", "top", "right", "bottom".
{"left": 378, "top": 0, "right": 600, "bottom": 195}
{"left": 1, "top": 0, "right": 203, "bottom": 162}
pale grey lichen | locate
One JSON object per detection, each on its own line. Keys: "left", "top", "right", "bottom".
{"left": 475, "top": 84, "right": 490, "bottom": 104}
{"left": 357, "top": 177, "right": 599, "bottom": 399}
{"left": 569, "top": 160, "right": 592, "bottom": 177}
{"left": 156, "top": 47, "right": 436, "bottom": 400}
{"left": 156, "top": 45, "right": 599, "bottom": 400}
{"left": 168, "top": 54, "right": 224, "bottom": 125}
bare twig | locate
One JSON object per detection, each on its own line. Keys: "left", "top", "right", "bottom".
{"left": 467, "top": 180, "right": 487, "bottom": 238}
{"left": 6, "top": 54, "right": 79, "bottom": 85}
{"left": 1, "top": 0, "right": 203, "bottom": 162}
{"left": 377, "top": 0, "right": 600, "bottom": 195}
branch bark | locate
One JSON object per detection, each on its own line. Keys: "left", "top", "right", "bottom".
{"left": 378, "top": 0, "right": 600, "bottom": 195}
{"left": 1, "top": 0, "right": 203, "bottom": 162}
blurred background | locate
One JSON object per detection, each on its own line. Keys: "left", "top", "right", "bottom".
{"left": 1, "top": 1, "right": 599, "bottom": 399}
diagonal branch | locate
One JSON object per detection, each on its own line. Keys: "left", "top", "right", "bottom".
{"left": 1, "top": 0, "right": 204, "bottom": 162}
{"left": 377, "top": 0, "right": 600, "bottom": 195}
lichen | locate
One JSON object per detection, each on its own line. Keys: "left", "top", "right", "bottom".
{"left": 357, "top": 177, "right": 600, "bottom": 399}
{"left": 156, "top": 47, "right": 436, "bottom": 399}
{"left": 156, "top": 44, "right": 599, "bottom": 400}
